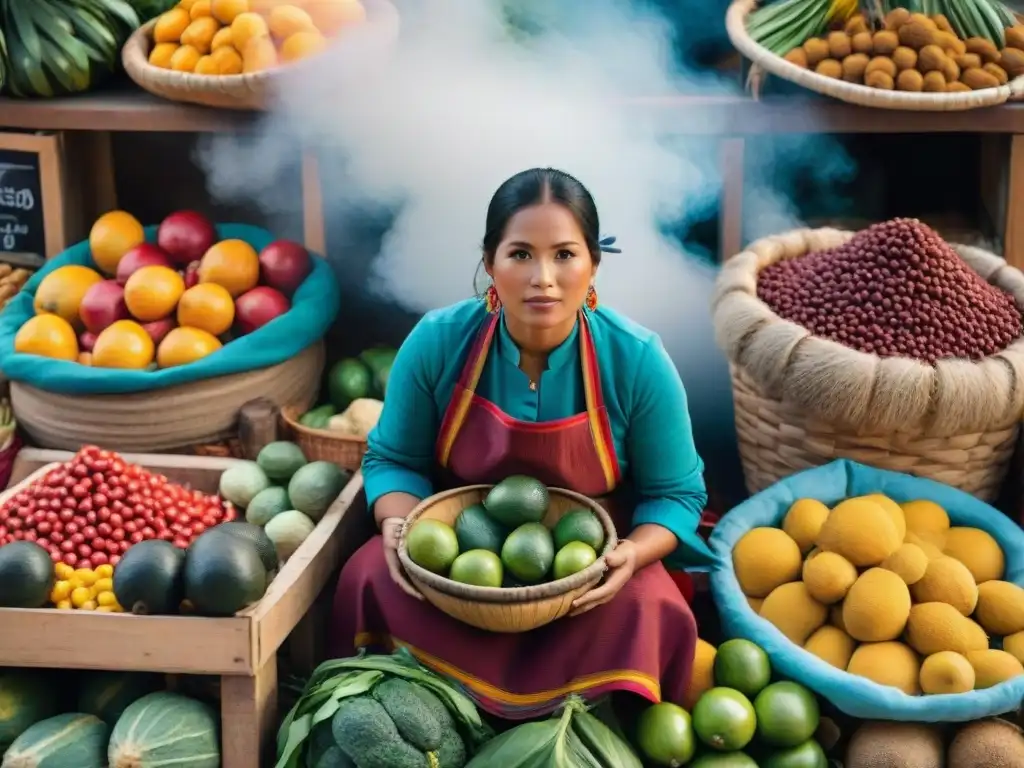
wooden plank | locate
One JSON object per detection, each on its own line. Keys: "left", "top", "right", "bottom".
{"left": 719, "top": 138, "right": 745, "bottom": 261}
{"left": 0, "top": 610, "right": 253, "bottom": 673}
{"left": 302, "top": 153, "right": 327, "bottom": 255}
{"left": 221, "top": 655, "right": 278, "bottom": 768}
{"left": 249, "top": 473, "right": 365, "bottom": 667}
{"left": 1006, "top": 135, "right": 1024, "bottom": 271}
{"left": 6, "top": 86, "right": 1024, "bottom": 135}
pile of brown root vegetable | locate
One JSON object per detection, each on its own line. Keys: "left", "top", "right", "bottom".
{"left": 785, "top": 10, "right": 1024, "bottom": 91}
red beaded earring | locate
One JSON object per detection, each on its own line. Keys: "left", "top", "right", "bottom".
{"left": 485, "top": 285, "right": 501, "bottom": 313}
{"left": 585, "top": 285, "right": 598, "bottom": 311}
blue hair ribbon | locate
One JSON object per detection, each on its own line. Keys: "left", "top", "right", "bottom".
{"left": 599, "top": 235, "right": 621, "bottom": 254}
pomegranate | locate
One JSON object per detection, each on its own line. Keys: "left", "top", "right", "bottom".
{"left": 157, "top": 211, "right": 217, "bottom": 266}
{"left": 259, "top": 240, "right": 312, "bottom": 296}
{"left": 184, "top": 260, "right": 201, "bottom": 288}
{"left": 116, "top": 243, "right": 173, "bottom": 285}
{"left": 235, "top": 286, "right": 291, "bottom": 335}
{"left": 79, "top": 332, "right": 97, "bottom": 352}
{"left": 79, "top": 280, "right": 129, "bottom": 335}
{"left": 141, "top": 318, "right": 176, "bottom": 346}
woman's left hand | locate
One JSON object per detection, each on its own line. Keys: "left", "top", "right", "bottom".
{"left": 569, "top": 540, "right": 637, "bottom": 617}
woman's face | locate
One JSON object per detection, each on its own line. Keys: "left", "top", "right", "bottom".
{"left": 486, "top": 202, "right": 596, "bottom": 334}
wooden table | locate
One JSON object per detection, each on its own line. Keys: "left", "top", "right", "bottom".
{"left": 3, "top": 84, "right": 1023, "bottom": 268}
{"left": 2, "top": 449, "right": 370, "bottom": 768}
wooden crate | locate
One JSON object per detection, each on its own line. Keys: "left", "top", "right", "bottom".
{"left": 1, "top": 448, "right": 367, "bottom": 768}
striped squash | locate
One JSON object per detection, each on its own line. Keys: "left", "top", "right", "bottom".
{"left": 1, "top": 712, "right": 108, "bottom": 768}
{"left": 108, "top": 692, "right": 219, "bottom": 768}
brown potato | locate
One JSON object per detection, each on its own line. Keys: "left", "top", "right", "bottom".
{"left": 851, "top": 31, "right": 873, "bottom": 55}
{"left": 922, "top": 70, "right": 947, "bottom": 91}
{"left": 955, "top": 53, "right": 983, "bottom": 70}
{"left": 947, "top": 80, "right": 971, "bottom": 92}
{"left": 884, "top": 8, "right": 911, "bottom": 30}
{"left": 828, "top": 31, "right": 852, "bottom": 59}
{"left": 965, "top": 37, "right": 1000, "bottom": 63}
{"left": 962, "top": 67, "right": 1001, "bottom": 89}
{"left": 815, "top": 58, "right": 843, "bottom": 79}
{"left": 842, "top": 53, "right": 869, "bottom": 82}
{"left": 896, "top": 68, "right": 924, "bottom": 91}
{"left": 803, "top": 37, "right": 830, "bottom": 66}
{"left": 1001, "top": 47, "right": 1024, "bottom": 78}
{"left": 984, "top": 62, "right": 1009, "bottom": 85}
{"left": 918, "top": 44, "right": 946, "bottom": 73}
{"left": 932, "top": 14, "right": 955, "bottom": 35}
{"left": 784, "top": 47, "right": 809, "bottom": 68}
{"left": 873, "top": 30, "right": 899, "bottom": 56}
{"left": 866, "top": 70, "right": 895, "bottom": 89}
{"left": 899, "top": 21, "right": 937, "bottom": 49}
{"left": 1007, "top": 26, "right": 1024, "bottom": 51}
{"left": 845, "top": 15, "right": 868, "bottom": 36}
{"left": 865, "top": 55, "right": 898, "bottom": 79}
{"left": 893, "top": 46, "right": 918, "bottom": 70}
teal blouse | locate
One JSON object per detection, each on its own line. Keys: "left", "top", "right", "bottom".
{"left": 363, "top": 298, "right": 713, "bottom": 568}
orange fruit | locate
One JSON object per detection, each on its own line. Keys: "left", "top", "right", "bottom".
{"left": 212, "top": 0, "right": 249, "bottom": 24}
{"left": 211, "top": 26, "right": 234, "bottom": 49}
{"left": 198, "top": 239, "right": 260, "bottom": 297}
{"left": 177, "top": 283, "right": 236, "bottom": 335}
{"left": 33, "top": 265, "right": 104, "bottom": 327}
{"left": 170, "top": 43, "right": 203, "bottom": 71}
{"left": 124, "top": 266, "right": 186, "bottom": 322}
{"left": 14, "top": 315, "right": 79, "bottom": 361}
{"left": 154, "top": 7, "right": 191, "bottom": 42}
{"left": 211, "top": 46, "right": 243, "bottom": 73}
{"left": 92, "top": 320, "right": 155, "bottom": 369}
{"left": 78, "top": 352, "right": 93, "bottom": 366}
{"left": 194, "top": 54, "right": 219, "bottom": 74}
{"left": 231, "top": 11, "right": 268, "bottom": 50}
{"left": 269, "top": 5, "right": 315, "bottom": 38}
{"left": 157, "top": 327, "right": 223, "bottom": 368}
{"left": 280, "top": 29, "right": 326, "bottom": 62}
{"left": 149, "top": 42, "right": 178, "bottom": 68}
{"left": 89, "top": 211, "right": 145, "bottom": 275}
{"left": 304, "top": 0, "right": 365, "bottom": 36}
{"left": 181, "top": 17, "right": 221, "bottom": 53}
{"left": 242, "top": 37, "right": 277, "bottom": 72}
{"left": 190, "top": 0, "right": 213, "bottom": 18}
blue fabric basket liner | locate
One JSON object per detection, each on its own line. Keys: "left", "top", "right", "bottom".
{"left": 0, "top": 224, "right": 339, "bottom": 396}
{"left": 710, "top": 459, "right": 1024, "bottom": 722}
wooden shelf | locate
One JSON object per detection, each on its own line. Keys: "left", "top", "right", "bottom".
{"left": 3, "top": 83, "right": 1024, "bottom": 135}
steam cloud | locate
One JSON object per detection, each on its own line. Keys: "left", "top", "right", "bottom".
{"left": 198, "top": 0, "right": 855, "bottom": 495}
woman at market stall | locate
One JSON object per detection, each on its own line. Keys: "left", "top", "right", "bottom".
{"left": 331, "top": 167, "right": 713, "bottom": 719}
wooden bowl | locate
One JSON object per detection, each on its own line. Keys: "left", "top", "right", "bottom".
{"left": 397, "top": 485, "right": 617, "bottom": 633}
{"left": 280, "top": 404, "right": 368, "bottom": 472}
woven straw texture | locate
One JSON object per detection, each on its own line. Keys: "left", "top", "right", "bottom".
{"left": 398, "top": 485, "right": 617, "bottom": 633}
{"left": 281, "top": 404, "right": 367, "bottom": 471}
{"left": 121, "top": 0, "right": 400, "bottom": 110}
{"left": 11, "top": 342, "right": 324, "bottom": 453}
{"left": 712, "top": 228, "right": 1024, "bottom": 500}
{"left": 727, "top": 0, "right": 1024, "bottom": 110}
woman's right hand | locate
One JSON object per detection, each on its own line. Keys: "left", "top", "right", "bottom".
{"left": 381, "top": 517, "right": 424, "bottom": 600}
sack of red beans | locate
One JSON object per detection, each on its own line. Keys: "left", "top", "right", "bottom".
{"left": 713, "top": 219, "right": 1024, "bottom": 436}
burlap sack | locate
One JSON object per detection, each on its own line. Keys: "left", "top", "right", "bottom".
{"left": 712, "top": 229, "right": 1024, "bottom": 499}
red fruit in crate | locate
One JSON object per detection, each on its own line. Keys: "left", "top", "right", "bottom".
{"left": 141, "top": 318, "right": 176, "bottom": 346}
{"left": 79, "top": 331, "right": 98, "bottom": 352}
{"left": 234, "top": 286, "right": 290, "bottom": 335}
{"left": 157, "top": 211, "right": 217, "bottom": 266}
{"left": 259, "top": 240, "right": 312, "bottom": 296}
{"left": 79, "top": 279, "right": 129, "bottom": 335}
{"left": 116, "top": 243, "right": 174, "bottom": 286}
{"left": 184, "top": 260, "right": 201, "bottom": 288}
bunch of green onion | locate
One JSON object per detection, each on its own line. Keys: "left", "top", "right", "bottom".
{"left": 879, "top": 0, "right": 1017, "bottom": 44}
{"left": 747, "top": 0, "right": 856, "bottom": 56}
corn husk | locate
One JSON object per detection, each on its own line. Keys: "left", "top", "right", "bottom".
{"left": 465, "top": 696, "right": 642, "bottom": 768}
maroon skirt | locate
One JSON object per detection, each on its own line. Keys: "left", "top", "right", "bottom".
{"left": 330, "top": 536, "right": 698, "bottom": 719}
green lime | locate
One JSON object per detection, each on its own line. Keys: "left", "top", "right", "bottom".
{"left": 713, "top": 638, "right": 771, "bottom": 697}
{"left": 484, "top": 476, "right": 549, "bottom": 527}
{"left": 500, "top": 523, "right": 555, "bottom": 583}
{"left": 761, "top": 739, "right": 828, "bottom": 768}
{"left": 690, "top": 753, "right": 758, "bottom": 768}
{"left": 635, "top": 702, "right": 695, "bottom": 766}
{"left": 328, "top": 358, "right": 372, "bottom": 410}
{"left": 754, "top": 682, "right": 820, "bottom": 748}
{"left": 449, "top": 550, "right": 503, "bottom": 587}
{"left": 552, "top": 508, "right": 605, "bottom": 551}
{"left": 552, "top": 541, "right": 597, "bottom": 580}
{"left": 692, "top": 687, "right": 756, "bottom": 752}
{"left": 405, "top": 519, "right": 459, "bottom": 574}
{"left": 454, "top": 503, "right": 508, "bottom": 554}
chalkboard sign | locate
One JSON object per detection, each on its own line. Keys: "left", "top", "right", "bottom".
{"left": 0, "top": 149, "right": 44, "bottom": 260}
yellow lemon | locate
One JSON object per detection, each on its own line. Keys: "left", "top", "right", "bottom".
{"left": 149, "top": 42, "right": 178, "bottom": 67}
{"left": 231, "top": 12, "right": 269, "bottom": 51}
{"left": 280, "top": 29, "right": 326, "bottom": 62}
{"left": 212, "top": 0, "right": 250, "bottom": 24}
{"left": 170, "top": 44, "right": 203, "bottom": 71}
{"left": 211, "top": 26, "right": 234, "bottom": 49}
{"left": 181, "top": 16, "right": 221, "bottom": 53}
{"left": 211, "top": 46, "right": 244, "bottom": 73}
{"left": 154, "top": 7, "right": 191, "bottom": 42}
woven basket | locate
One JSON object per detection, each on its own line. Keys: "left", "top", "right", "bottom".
{"left": 280, "top": 404, "right": 367, "bottom": 471}
{"left": 121, "top": 0, "right": 400, "bottom": 110}
{"left": 712, "top": 228, "right": 1024, "bottom": 500}
{"left": 11, "top": 342, "right": 324, "bottom": 453}
{"left": 398, "top": 485, "right": 617, "bottom": 633}
{"left": 727, "top": 0, "right": 1024, "bottom": 110}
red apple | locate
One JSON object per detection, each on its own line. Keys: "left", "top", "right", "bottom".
{"left": 141, "top": 318, "right": 176, "bottom": 345}
{"left": 157, "top": 210, "right": 217, "bottom": 265}
{"left": 79, "top": 280, "right": 128, "bottom": 335}
{"left": 116, "top": 243, "right": 173, "bottom": 285}
{"left": 79, "top": 331, "right": 97, "bottom": 352}
{"left": 235, "top": 287, "right": 291, "bottom": 335}
{"left": 184, "top": 260, "right": 201, "bottom": 288}
{"left": 259, "top": 240, "right": 312, "bottom": 296}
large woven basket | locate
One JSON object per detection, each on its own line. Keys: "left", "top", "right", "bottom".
{"left": 11, "top": 342, "right": 324, "bottom": 453}
{"left": 280, "top": 404, "right": 367, "bottom": 471}
{"left": 398, "top": 485, "right": 617, "bottom": 633}
{"left": 712, "top": 228, "right": 1024, "bottom": 500}
{"left": 121, "top": 0, "right": 400, "bottom": 110}
{"left": 727, "top": 0, "right": 1024, "bottom": 110}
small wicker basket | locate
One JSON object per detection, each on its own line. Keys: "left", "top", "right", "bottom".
{"left": 398, "top": 485, "right": 618, "bottom": 633}
{"left": 121, "top": 0, "right": 400, "bottom": 110}
{"left": 727, "top": 0, "right": 1024, "bottom": 110}
{"left": 280, "top": 404, "right": 367, "bottom": 472}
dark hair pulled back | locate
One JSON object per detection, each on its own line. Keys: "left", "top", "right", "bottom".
{"left": 481, "top": 168, "right": 602, "bottom": 265}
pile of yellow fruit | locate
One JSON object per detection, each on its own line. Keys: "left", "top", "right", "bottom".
{"left": 50, "top": 563, "right": 124, "bottom": 613}
{"left": 733, "top": 494, "right": 1024, "bottom": 696}
{"left": 148, "top": 0, "right": 367, "bottom": 75}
